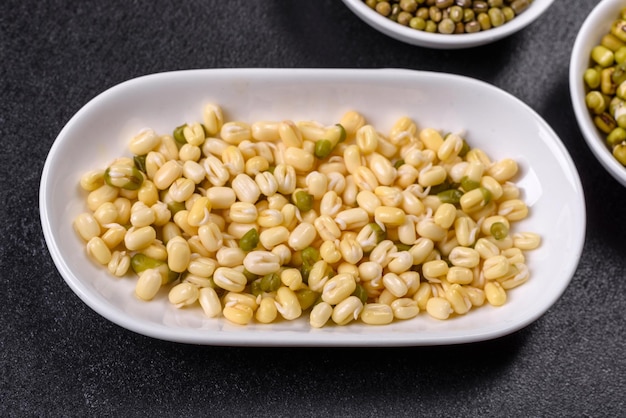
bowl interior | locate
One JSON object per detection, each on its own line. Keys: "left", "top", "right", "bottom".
{"left": 570, "top": 0, "right": 626, "bottom": 187}
{"left": 40, "top": 68, "right": 585, "bottom": 346}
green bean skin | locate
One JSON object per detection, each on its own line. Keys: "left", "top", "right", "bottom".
{"left": 260, "top": 273, "right": 281, "bottom": 292}
{"left": 294, "top": 190, "right": 314, "bottom": 212}
{"left": 490, "top": 222, "right": 509, "bottom": 240}
{"left": 130, "top": 253, "right": 178, "bottom": 284}
{"left": 239, "top": 228, "right": 260, "bottom": 251}
{"left": 104, "top": 164, "right": 144, "bottom": 190}
{"left": 314, "top": 140, "right": 333, "bottom": 159}
{"left": 173, "top": 124, "right": 187, "bottom": 146}
{"left": 296, "top": 288, "right": 320, "bottom": 310}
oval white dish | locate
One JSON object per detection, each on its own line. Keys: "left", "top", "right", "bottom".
{"left": 40, "top": 68, "right": 585, "bottom": 346}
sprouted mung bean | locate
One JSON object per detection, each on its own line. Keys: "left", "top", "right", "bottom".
{"left": 74, "top": 104, "right": 541, "bottom": 327}
{"left": 363, "top": 0, "right": 533, "bottom": 35}
{"left": 583, "top": 7, "right": 626, "bottom": 166}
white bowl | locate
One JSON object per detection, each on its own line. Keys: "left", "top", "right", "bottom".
{"left": 341, "top": 0, "right": 555, "bottom": 49}
{"left": 40, "top": 69, "right": 585, "bottom": 346}
{"left": 570, "top": 0, "right": 626, "bottom": 188}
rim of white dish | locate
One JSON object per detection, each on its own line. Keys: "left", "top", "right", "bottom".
{"left": 342, "top": 0, "right": 556, "bottom": 49}
{"left": 570, "top": 0, "right": 626, "bottom": 188}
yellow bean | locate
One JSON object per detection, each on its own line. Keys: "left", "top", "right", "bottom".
{"left": 199, "top": 287, "right": 222, "bottom": 318}
{"left": 203, "top": 155, "right": 230, "bottom": 187}
{"left": 369, "top": 240, "right": 396, "bottom": 268}
{"left": 488, "top": 158, "right": 518, "bottom": 182}
{"left": 73, "top": 213, "right": 101, "bottom": 241}
{"left": 335, "top": 207, "right": 370, "bottom": 231}
{"left": 445, "top": 284, "right": 471, "bottom": 315}
{"left": 135, "top": 268, "right": 162, "bottom": 301}
{"left": 87, "top": 185, "right": 119, "bottom": 212}
{"left": 216, "top": 247, "right": 246, "bottom": 267}
{"left": 418, "top": 165, "right": 447, "bottom": 187}
{"left": 203, "top": 103, "right": 224, "bottom": 136}
{"left": 168, "top": 282, "right": 199, "bottom": 308}
{"left": 251, "top": 120, "right": 280, "bottom": 142}
{"left": 231, "top": 174, "right": 261, "bottom": 204}
{"left": 434, "top": 203, "right": 456, "bottom": 229}
{"left": 498, "top": 199, "right": 529, "bottom": 221}
{"left": 80, "top": 169, "right": 105, "bottom": 191}
{"left": 256, "top": 297, "right": 278, "bottom": 323}
{"left": 437, "top": 133, "right": 463, "bottom": 162}
{"left": 309, "top": 301, "right": 333, "bottom": 328}
{"left": 179, "top": 144, "right": 201, "bottom": 162}
{"left": 352, "top": 166, "right": 379, "bottom": 192}
{"left": 277, "top": 120, "right": 303, "bottom": 148}
{"left": 485, "top": 281, "right": 507, "bottom": 306}
{"left": 274, "top": 287, "right": 302, "bottom": 320}
{"left": 374, "top": 206, "right": 406, "bottom": 227}
{"left": 223, "top": 303, "right": 254, "bottom": 325}
{"left": 288, "top": 222, "right": 317, "bottom": 251}
{"left": 331, "top": 296, "right": 363, "bottom": 325}
{"left": 129, "top": 201, "right": 155, "bottom": 228}
{"left": 322, "top": 273, "right": 357, "bottom": 305}
{"left": 242, "top": 250, "right": 281, "bottom": 276}
{"left": 166, "top": 236, "right": 191, "bottom": 273}
{"left": 213, "top": 267, "right": 247, "bottom": 292}
{"left": 368, "top": 152, "right": 397, "bottom": 186}
{"left": 483, "top": 255, "right": 510, "bottom": 280}
{"left": 153, "top": 160, "right": 183, "bottom": 190}
{"left": 446, "top": 266, "right": 474, "bottom": 285}
{"left": 319, "top": 240, "right": 342, "bottom": 264}
{"left": 280, "top": 268, "right": 302, "bottom": 291}
{"left": 422, "top": 259, "right": 449, "bottom": 280}
{"left": 426, "top": 297, "right": 453, "bottom": 320}
{"left": 124, "top": 226, "right": 156, "bottom": 251}
{"left": 374, "top": 186, "right": 403, "bottom": 207}
{"left": 513, "top": 232, "right": 542, "bottom": 250}
{"left": 173, "top": 210, "right": 198, "bottom": 237}
{"left": 356, "top": 125, "right": 379, "bottom": 154}
{"left": 86, "top": 237, "right": 112, "bottom": 265}
{"left": 448, "top": 246, "right": 480, "bottom": 268}
{"left": 386, "top": 251, "right": 413, "bottom": 274}
{"left": 391, "top": 298, "right": 419, "bottom": 320}
{"left": 382, "top": 273, "right": 409, "bottom": 298}
{"left": 360, "top": 303, "right": 394, "bottom": 325}
{"left": 413, "top": 282, "right": 432, "bottom": 310}
{"left": 409, "top": 238, "right": 435, "bottom": 265}
{"left": 182, "top": 160, "right": 205, "bottom": 184}
{"left": 107, "top": 250, "right": 130, "bottom": 277}
{"left": 101, "top": 224, "right": 126, "bottom": 249}
{"left": 187, "top": 257, "right": 217, "bottom": 278}
{"left": 221, "top": 121, "right": 251, "bottom": 145}
{"left": 419, "top": 128, "right": 444, "bottom": 152}
{"left": 94, "top": 202, "right": 119, "bottom": 226}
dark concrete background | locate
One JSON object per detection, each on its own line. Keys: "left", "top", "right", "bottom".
{"left": 1, "top": 1, "right": 624, "bottom": 416}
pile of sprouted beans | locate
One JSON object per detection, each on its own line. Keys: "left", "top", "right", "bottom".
{"left": 74, "top": 103, "right": 540, "bottom": 328}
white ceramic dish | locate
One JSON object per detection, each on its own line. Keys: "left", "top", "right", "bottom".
{"left": 40, "top": 68, "right": 585, "bottom": 346}
{"left": 570, "top": 0, "right": 626, "bottom": 188}
{"left": 341, "top": 0, "right": 555, "bottom": 49}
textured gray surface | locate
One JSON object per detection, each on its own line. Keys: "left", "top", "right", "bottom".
{"left": 1, "top": 0, "right": 625, "bottom": 416}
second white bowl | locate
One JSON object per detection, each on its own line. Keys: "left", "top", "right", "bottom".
{"left": 342, "top": 0, "right": 556, "bottom": 49}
